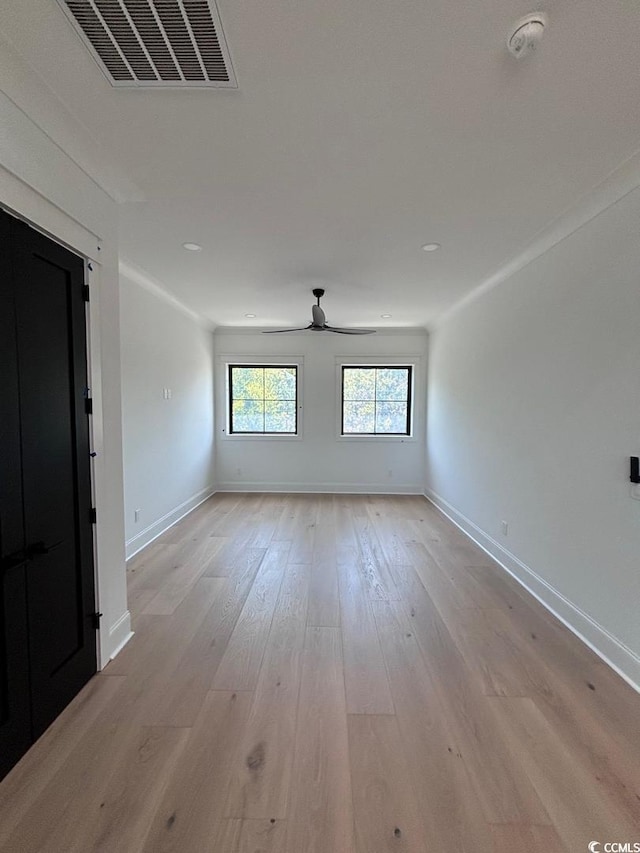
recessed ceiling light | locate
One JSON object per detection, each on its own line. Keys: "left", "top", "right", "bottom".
{"left": 182, "top": 242, "right": 202, "bottom": 252}
{"left": 381, "top": 314, "right": 392, "bottom": 319}
{"left": 244, "top": 313, "right": 256, "bottom": 318}
{"left": 421, "top": 242, "right": 441, "bottom": 252}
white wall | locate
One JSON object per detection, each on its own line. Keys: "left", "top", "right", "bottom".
{"left": 426, "top": 185, "right": 640, "bottom": 688}
{"left": 0, "top": 43, "right": 129, "bottom": 665}
{"left": 121, "top": 275, "right": 215, "bottom": 557}
{"left": 215, "top": 330, "right": 427, "bottom": 492}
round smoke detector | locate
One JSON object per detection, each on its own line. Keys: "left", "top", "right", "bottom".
{"left": 507, "top": 12, "right": 547, "bottom": 58}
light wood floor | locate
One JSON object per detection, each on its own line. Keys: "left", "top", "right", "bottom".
{"left": 1, "top": 493, "right": 638, "bottom": 852}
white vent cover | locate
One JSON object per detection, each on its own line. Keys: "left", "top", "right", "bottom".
{"left": 57, "top": 0, "right": 237, "bottom": 87}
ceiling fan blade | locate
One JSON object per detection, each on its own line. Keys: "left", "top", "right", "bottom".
{"left": 324, "top": 325, "right": 377, "bottom": 335}
{"left": 262, "top": 325, "right": 312, "bottom": 334}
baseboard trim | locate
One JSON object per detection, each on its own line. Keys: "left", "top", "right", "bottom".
{"left": 105, "top": 610, "right": 133, "bottom": 664}
{"left": 425, "top": 488, "right": 640, "bottom": 694}
{"left": 215, "top": 481, "right": 423, "bottom": 495}
{"left": 125, "top": 485, "right": 216, "bottom": 560}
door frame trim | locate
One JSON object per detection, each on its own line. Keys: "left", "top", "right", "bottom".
{"left": 0, "top": 195, "right": 131, "bottom": 670}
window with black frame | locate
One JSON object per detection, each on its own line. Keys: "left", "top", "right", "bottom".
{"left": 228, "top": 365, "right": 298, "bottom": 434}
{"left": 341, "top": 366, "right": 412, "bottom": 435}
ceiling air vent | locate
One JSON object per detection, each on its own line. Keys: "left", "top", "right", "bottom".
{"left": 57, "top": 0, "right": 237, "bottom": 88}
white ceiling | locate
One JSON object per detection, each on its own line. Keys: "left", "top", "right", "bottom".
{"left": 2, "top": 0, "right": 640, "bottom": 328}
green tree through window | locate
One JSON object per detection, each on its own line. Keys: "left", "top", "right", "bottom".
{"left": 342, "top": 366, "right": 411, "bottom": 435}
{"left": 229, "top": 365, "right": 298, "bottom": 434}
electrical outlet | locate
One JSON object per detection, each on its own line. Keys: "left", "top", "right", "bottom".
{"left": 236, "top": 467, "right": 242, "bottom": 477}
{"left": 134, "top": 508, "right": 141, "bottom": 523}
{"left": 501, "top": 520, "right": 508, "bottom": 536}
{"left": 387, "top": 469, "right": 393, "bottom": 478}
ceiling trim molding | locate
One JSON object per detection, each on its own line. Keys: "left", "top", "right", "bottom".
{"left": 433, "top": 145, "right": 640, "bottom": 330}
{"left": 119, "top": 258, "right": 215, "bottom": 329}
{"left": 0, "top": 39, "right": 143, "bottom": 204}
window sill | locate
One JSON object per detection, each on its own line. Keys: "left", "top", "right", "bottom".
{"left": 221, "top": 432, "right": 302, "bottom": 441}
{"left": 336, "top": 434, "right": 416, "bottom": 443}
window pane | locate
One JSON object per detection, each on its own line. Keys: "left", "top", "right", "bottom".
{"left": 375, "top": 401, "right": 408, "bottom": 433}
{"left": 229, "top": 364, "right": 298, "bottom": 434}
{"left": 376, "top": 368, "right": 409, "bottom": 401}
{"left": 343, "top": 401, "right": 375, "bottom": 433}
{"left": 265, "top": 400, "right": 296, "bottom": 432}
{"left": 264, "top": 367, "right": 296, "bottom": 400}
{"left": 232, "top": 367, "right": 264, "bottom": 400}
{"left": 343, "top": 368, "right": 375, "bottom": 401}
{"left": 232, "top": 399, "right": 264, "bottom": 432}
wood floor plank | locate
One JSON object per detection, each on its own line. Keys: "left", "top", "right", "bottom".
{"left": 147, "top": 565, "right": 262, "bottom": 727}
{"left": 225, "top": 562, "right": 310, "bottom": 819}
{"left": 141, "top": 690, "right": 252, "bottom": 852}
{"left": 523, "top": 658, "right": 640, "bottom": 815}
{"left": 212, "top": 543, "right": 288, "bottom": 691}
{"left": 365, "top": 501, "right": 415, "bottom": 567}
{"left": 283, "top": 627, "right": 354, "bottom": 853}
{"left": 210, "top": 818, "right": 286, "bottom": 852}
{"left": 205, "top": 540, "right": 266, "bottom": 579}
{"left": 127, "top": 586, "right": 158, "bottom": 619}
{"left": 205, "top": 493, "right": 251, "bottom": 537}
{"left": 338, "top": 560, "right": 395, "bottom": 714}
{"left": 352, "top": 512, "right": 400, "bottom": 601}
{"left": 285, "top": 495, "right": 317, "bottom": 564}
{"left": 103, "top": 577, "right": 227, "bottom": 726}
{"left": 409, "top": 621, "right": 547, "bottom": 822}
{"left": 405, "top": 538, "right": 475, "bottom": 613}
{"left": 142, "top": 535, "right": 227, "bottom": 615}
{"left": 333, "top": 496, "right": 360, "bottom": 565}
{"left": 2, "top": 493, "right": 638, "bottom": 853}
{"left": 388, "top": 559, "right": 550, "bottom": 824}
{"left": 441, "top": 605, "right": 532, "bottom": 697}
{"left": 0, "top": 674, "right": 126, "bottom": 849}
{"left": 490, "top": 824, "right": 567, "bottom": 853}
{"left": 211, "top": 819, "right": 243, "bottom": 851}
{"left": 157, "top": 495, "right": 225, "bottom": 545}
{"left": 271, "top": 493, "right": 304, "bottom": 542}
{"left": 3, "top": 721, "right": 143, "bottom": 852}
{"left": 307, "top": 549, "right": 340, "bottom": 627}
{"left": 348, "top": 714, "right": 427, "bottom": 853}
{"left": 489, "top": 697, "right": 640, "bottom": 851}
{"left": 374, "top": 600, "right": 494, "bottom": 853}
{"left": 126, "top": 543, "right": 181, "bottom": 595}
{"left": 239, "top": 818, "right": 287, "bottom": 851}
{"left": 67, "top": 725, "right": 190, "bottom": 853}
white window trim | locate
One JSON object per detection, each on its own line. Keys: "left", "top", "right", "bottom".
{"left": 335, "top": 355, "right": 420, "bottom": 442}
{"left": 218, "top": 354, "right": 304, "bottom": 440}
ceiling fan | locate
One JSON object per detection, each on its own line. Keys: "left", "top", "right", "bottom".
{"left": 263, "top": 289, "right": 376, "bottom": 335}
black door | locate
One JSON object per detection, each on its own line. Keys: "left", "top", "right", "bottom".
{"left": 0, "top": 209, "right": 97, "bottom": 780}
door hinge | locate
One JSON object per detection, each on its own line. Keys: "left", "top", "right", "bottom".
{"left": 89, "top": 507, "right": 97, "bottom": 524}
{"left": 85, "top": 397, "right": 93, "bottom": 415}
{"left": 82, "top": 284, "right": 90, "bottom": 302}
{"left": 91, "top": 612, "right": 103, "bottom": 630}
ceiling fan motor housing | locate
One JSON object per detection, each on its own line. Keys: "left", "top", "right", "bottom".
{"left": 262, "top": 288, "right": 376, "bottom": 334}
